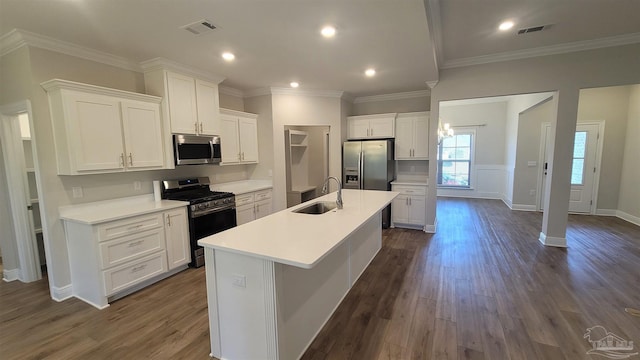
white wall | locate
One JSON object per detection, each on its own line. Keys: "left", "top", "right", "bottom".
{"left": 219, "top": 92, "right": 245, "bottom": 112}
{"left": 351, "top": 95, "right": 429, "bottom": 115}
{"left": 429, "top": 43, "right": 640, "bottom": 241}
{"left": 618, "top": 85, "right": 640, "bottom": 222}
{"left": 271, "top": 93, "right": 346, "bottom": 211}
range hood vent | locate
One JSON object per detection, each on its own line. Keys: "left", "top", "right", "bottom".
{"left": 182, "top": 19, "right": 217, "bottom": 35}
{"left": 517, "top": 24, "right": 551, "bottom": 34}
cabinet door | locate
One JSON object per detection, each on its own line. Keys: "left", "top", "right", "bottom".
{"left": 395, "top": 118, "right": 413, "bottom": 159}
{"left": 121, "top": 100, "right": 164, "bottom": 170}
{"left": 195, "top": 79, "right": 221, "bottom": 135}
{"left": 348, "top": 118, "right": 370, "bottom": 139}
{"left": 236, "top": 203, "right": 255, "bottom": 226}
{"left": 391, "top": 195, "right": 409, "bottom": 224}
{"left": 166, "top": 72, "right": 198, "bottom": 134}
{"left": 220, "top": 115, "right": 240, "bottom": 164}
{"left": 413, "top": 117, "right": 429, "bottom": 159}
{"left": 165, "top": 208, "right": 190, "bottom": 270}
{"left": 238, "top": 116, "right": 259, "bottom": 163}
{"left": 408, "top": 196, "right": 426, "bottom": 225}
{"left": 369, "top": 117, "right": 394, "bottom": 138}
{"left": 65, "top": 92, "right": 125, "bottom": 172}
{"left": 255, "top": 199, "right": 272, "bottom": 220}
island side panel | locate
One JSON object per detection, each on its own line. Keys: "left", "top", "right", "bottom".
{"left": 214, "top": 250, "right": 278, "bottom": 360}
{"left": 204, "top": 247, "right": 221, "bottom": 359}
{"left": 275, "top": 240, "right": 351, "bottom": 360}
{"left": 349, "top": 212, "right": 382, "bottom": 286}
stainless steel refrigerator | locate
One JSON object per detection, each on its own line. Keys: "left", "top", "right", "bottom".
{"left": 343, "top": 139, "right": 395, "bottom": 227}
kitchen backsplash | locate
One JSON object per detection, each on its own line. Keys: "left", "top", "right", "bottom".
{"left": 396, "top": 160, "right": 429, "bottom": 182}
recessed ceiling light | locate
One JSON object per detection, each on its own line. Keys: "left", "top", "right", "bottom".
{"left": 222, "top": 52, "right": 235, "bottom": 61}
{"left": 321, "top": 25, "right": 336, "bottom": 38}
{"left": 290, "top": 82, "right": 299, "bottom": 88}
{"left": 365, "top": 68, "right": 376, "bottom": 77}
{"left": 499, "top": 21, "right": 514, "bottom": 31}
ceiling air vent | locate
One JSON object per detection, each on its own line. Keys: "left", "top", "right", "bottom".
{"left": 182, "top": 19, "right": 217, "bottom": 35}
{"left": 517, "top": 24, "right": 552, "bottom": 34}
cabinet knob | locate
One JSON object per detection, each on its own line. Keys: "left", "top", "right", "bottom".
{"left": 120, "top": 153, "right": 125, "bottom": 167}
{"left": 195, "top": 122, "right": 199, "bottom": 134}
{"left": 200, "top": 123, "right": 203, "bottom": 133}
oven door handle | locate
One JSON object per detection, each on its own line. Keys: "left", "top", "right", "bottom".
{"left": 192, "top": 206, "right": 236, "bottom": 218}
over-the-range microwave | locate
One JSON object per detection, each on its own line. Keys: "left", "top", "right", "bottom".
{"left": 173, "top": 134, "right": 221, "bottom": 165}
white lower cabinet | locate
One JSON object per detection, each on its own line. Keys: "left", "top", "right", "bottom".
{"left": 63, "top": 206, "right": 189, "bottom": 309}
{"left": 391, "top": 184, "right": 427, "bottom": 231}
{"left": 235, "top": 188, "right": 273, "bottom": 226}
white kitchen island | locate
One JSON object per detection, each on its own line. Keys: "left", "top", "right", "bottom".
{"left": 198, "top": 189, "right": 398, "bottom": 360}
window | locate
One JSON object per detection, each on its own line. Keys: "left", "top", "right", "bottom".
{"left": 571, "top": 131, "right": 586, "bottom": 185}
{"left": 437, "top": 131, "right": 474, "bottom": 188}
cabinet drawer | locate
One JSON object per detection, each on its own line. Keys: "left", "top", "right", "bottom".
{"left": 98, "top": 213, "right": 163, "bottom": 242}
{"left": 235, "top": 193, "right": 254, "bottom": 206}
{"left": 392, "top": 185, "right": 427, "bottom": 196}
{"left": 103, "top": 251, "right": 167, "bottom": 296}
{"left": 99, "top": 228, "right": 165, "bottom": 269}
{"left": 254, "top": 189, "right": 272, "bottom": 201}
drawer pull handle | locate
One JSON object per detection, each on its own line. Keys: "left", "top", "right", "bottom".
{"left": 131, "top": 264, "right": 147, "bottom": 273}
{"left": 127, "top": 224, "right": 144, "bottom": 230}
{"left": 128, "top": 240, "right": 144, "bottom": 248}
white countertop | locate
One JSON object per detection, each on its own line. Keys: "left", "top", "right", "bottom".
{"left": 210, "top": 179, "right": 272, "bottom": 195}
{"left": 59, "top": 195, "right": 189, "bottom": 225}
{"left": 198, "top": 189, "right": 398, "bottom": 269}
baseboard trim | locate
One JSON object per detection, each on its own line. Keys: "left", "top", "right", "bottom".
{"left": 51, "top": 284, "right": 73, "bottom": 302}
{"left": 512, "top": 204, "right": 538, "bottom": 212}
{"left": 424, "top": 218, "right": 437, "bottom": 233}
{"left": 617, "top": 210, "right": 640, "bottom": 227}
{"left": 2, "top": 268, "right": 20, "bottom": 282}
{"left": 501, "top": 197, "right": 513, "bottom": 209}
{"left": 539, "top": 232, "right": 567, "bottom": 247}
{"left": 595, "top": 209, "right": 617, "bottom": 216}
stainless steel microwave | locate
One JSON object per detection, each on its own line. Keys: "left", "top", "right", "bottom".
{"left": 174, "top": 134, "right": 221, "bottom": 165}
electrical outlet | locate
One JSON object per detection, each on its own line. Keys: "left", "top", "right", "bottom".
{"left": 72, "top": 186, "right": 83, "bottom": 198}
{"left": 232, "top": 274, "right": 246, "bottom": 288}
{"left": 529, "top": 189, "right": 536, "bottom": 196}
{"left": 133, "top": 181, "right": 141, "bottom": 190}
{"left": 268, "top": 169, "right": 273, "bottom": 177}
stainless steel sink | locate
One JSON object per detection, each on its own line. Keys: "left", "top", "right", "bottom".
{"left": 292, "top": 201, "right": 337, "bottom": 215}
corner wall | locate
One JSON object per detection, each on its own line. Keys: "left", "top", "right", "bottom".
{"left": 618, "top": 85, "right": 640, "bottom": 223}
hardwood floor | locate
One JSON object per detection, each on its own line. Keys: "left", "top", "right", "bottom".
{"left": 1, "top": 198, "right": 638, "bottom": 359}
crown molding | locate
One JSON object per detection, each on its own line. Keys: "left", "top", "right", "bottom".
{"left": 353, "top": 89, "right": 431, "bottom": 104}
{"left": 243, "top": 87, "right": 273, "bottom": 98}
{"left": 219, "top": 86, "right": 245, "bottom": 98}
{"left": 270, "top": 87, "right": 345, "bottom": 98}
{"left": 442, "top": 32, "right": 640, "bottom": 69}
{"left": 0, "top": 29, "right": 141, "bottom": 71}
{"left": 139, "top": 57, "right": 225, "bottom": 84}
{"left": 41, "top": 79, "right": 161, "bottom": 103}
{"left": 425, "top": 0, "right": 444, "bottom": 70}
{"left": 425, "top": 81, "right": 438, "bottom": 89}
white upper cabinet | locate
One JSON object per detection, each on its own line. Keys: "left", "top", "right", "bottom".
{"left": 219, "top": 108, "right": 259, "bottom": 165}
{"left": 347, "top": 113, "right": 396, "bottom": 139}
{"left": 395, "top": 112, "right": 429, "bottom": 160}
{"left": 42, "top": 79, "right": 165, "bottom": 175}
{"left": 146, "top": 70, "right": 222, "bottom": 136}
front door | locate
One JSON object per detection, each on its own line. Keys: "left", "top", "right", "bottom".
{"left": 540, "top": 123, "right": 600, "bottom": 213}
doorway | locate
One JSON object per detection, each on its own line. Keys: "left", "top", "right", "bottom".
{"left": 0, "top": 102, "right": 46, "bottom": 282}
{"left": 539, "top": 122, "right": 603, "bottom": 213}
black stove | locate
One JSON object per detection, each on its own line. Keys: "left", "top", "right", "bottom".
{"left": 161, "top": 177, "right": 237, "bottom": 267}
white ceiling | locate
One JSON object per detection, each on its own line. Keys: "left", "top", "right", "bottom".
{"left": 1, "top": 0, "right": 639, "bottom": 98}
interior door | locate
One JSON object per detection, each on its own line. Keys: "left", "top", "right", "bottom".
{"left": 540, "top": 123, "right": 599, "bottom": 213}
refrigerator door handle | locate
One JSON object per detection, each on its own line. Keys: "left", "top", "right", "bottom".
{"left": 359, "top": 151, "right": 364, "bottom": 189}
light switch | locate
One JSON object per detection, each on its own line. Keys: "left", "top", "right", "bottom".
{"left": 527, "top": 161, "right": 537, "bottom": 167}
{"left": 72, "top": 186, "right": 83, "bottom": 198}
{"left": 133, "top": 181, "right": 141, "bottom": 190}
{"left": 232, "top": 274, "right": 246, "bottom": 288}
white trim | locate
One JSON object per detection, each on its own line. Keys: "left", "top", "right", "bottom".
{"left": 353, "top": 89, "right": 431, "bottom": 104}
{"left": 424, "top": 0, "right": 444, "bottom": 69}
{"left": 139, "top": 57, "right": 225, "bottom": 84}
{"left": 538, "top": 122, "right": 551, "bottom": 211}
{"left": 538, "top": 232, "right": 567, "bottom": 247}
{"left": 3, "top": 268, "right": 21, "bottom": 282}
{"left": 511, "top": 204, "right": 538, "bottom": 212}
{"left": 424, "top": 223, "right": 436, "bottom": 233}
{"left": 442, "top": 32, "right": 640, "bottom": 69}
{"left": 617, "top": 210, "right": 640, "bottom": 227}
{"left": 0, "top": 29, "right": 140, "bottom": 71}
{"left": 595, "top": 209, "right": 617, "bottom": 216}
{"left": 587, "top": 121, "right": 605, "bottom": 215}
{"left": 219, "top": 86, "right": 245, "bottom": 98}
{"left": 501, "top": 195, "right": 513, "bottom": 209}
{"left": 51, "top": 284, "right": 73, "bottom": 302}
{"left": 244, "top": 87, "right": 272, "bottom": 98}
{"left": 40, "top": 79, "right": 161, "bottom": 103}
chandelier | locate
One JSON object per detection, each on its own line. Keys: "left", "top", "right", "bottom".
{"left": 438, "top": 120, "right": 454, "bottom": 144}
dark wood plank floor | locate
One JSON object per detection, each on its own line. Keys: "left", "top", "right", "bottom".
{"left": 1, "top": 198, "right": 639, "bottom": 359}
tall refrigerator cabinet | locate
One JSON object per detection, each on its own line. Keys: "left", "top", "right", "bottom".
{"left": 343, "top": 139, "right": 395, "bottom": 227}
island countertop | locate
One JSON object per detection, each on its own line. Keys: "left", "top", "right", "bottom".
{"left": 198, "top": 189, "right": 398, "bottom": 269}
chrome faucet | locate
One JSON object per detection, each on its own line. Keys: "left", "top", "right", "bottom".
{"left": 322, "top": 176, "right": 343, "bottom": 209}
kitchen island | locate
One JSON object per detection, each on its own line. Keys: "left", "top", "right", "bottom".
{"left": 198, "top": 189, "right": 398, "bottom": 360}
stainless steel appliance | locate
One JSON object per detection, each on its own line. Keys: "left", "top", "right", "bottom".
{"left": 174, "top": 134, "right": 221, "bottom": 165}
{"left": 343, "top": 139, "right": 395, "bottom": 227}
{"left": 161, "top": 177, "right": 236, "bottom": 267}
